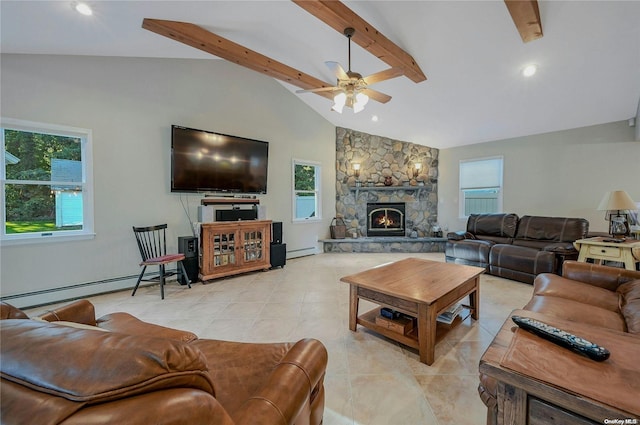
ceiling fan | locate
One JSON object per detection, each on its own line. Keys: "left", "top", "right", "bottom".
{"left": 296, "top": 27, "right": 403, "bottom": 113}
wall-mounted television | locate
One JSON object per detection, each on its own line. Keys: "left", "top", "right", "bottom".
{"left": 171, "top": 125, "right": 269, "bottom": 194}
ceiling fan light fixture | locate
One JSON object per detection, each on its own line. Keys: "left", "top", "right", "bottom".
{"left": 332, "top": 92, "right": 347, "bottom": 113}
{"left": 353, "top": 92, "right": 369, "bottom": 113}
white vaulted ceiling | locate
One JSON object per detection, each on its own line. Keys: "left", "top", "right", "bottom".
{"left": 1, "top": 1, "right": 639, "bottom": 149}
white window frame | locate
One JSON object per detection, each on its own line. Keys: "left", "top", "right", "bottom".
{"left": 1, "top": 117, "right": 95, "bottom": 245}
{"left": 292, "top": 158, "right": 321, "bottom": 223}
{"left": 459, "top": 156, "right": 503, "bottom": 219}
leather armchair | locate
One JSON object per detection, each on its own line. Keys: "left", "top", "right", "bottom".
{"left": 478, "top": 261, "right": 640, "bottom": 424}
{"left": 1, "top": 300, "right": 328, "bottom": 425}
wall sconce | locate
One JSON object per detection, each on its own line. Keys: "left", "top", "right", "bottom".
{"left": 597, "top": 190, "right": 637, "bottom": 238}
{"left": 413, "top": 162, "right": 422, "bottom": 178}
{"left": 353, "top": 163, "right": 361, "bottom": 179}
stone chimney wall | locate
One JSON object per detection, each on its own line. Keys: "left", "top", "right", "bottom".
{"left": 335, "top": 127, "right": 439, "bottom": 237}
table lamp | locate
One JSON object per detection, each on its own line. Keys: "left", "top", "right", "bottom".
{"left": 597, "top": 190, "right": 637, "bottom": 238}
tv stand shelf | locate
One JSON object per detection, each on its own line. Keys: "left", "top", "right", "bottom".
{"left": 201, "top": 198, "right": 260, "bottom": 206}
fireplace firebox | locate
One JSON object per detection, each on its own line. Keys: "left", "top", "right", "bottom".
{"left": 367, "top": 203, "right": 406, "bottom": 237}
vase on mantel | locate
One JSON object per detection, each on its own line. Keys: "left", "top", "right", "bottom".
{"left": 384, "top": 176, "right": 393, "bottom": 186}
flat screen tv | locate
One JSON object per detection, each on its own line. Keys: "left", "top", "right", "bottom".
{"left": 171, "top": 125, "right": 269, "bottom": 194}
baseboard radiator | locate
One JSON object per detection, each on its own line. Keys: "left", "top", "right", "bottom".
{"left": 287, "top": 246, "right": 319, "bottom": 259}
{"left": 0, "top": 269, "right": 180, "bottom": 309}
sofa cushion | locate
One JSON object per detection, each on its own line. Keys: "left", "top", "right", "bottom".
{"left": 515, "top": 216, "right": 588, "bottom": 243}
{"left": 0, "top": 320, "right": 215, "bottom": 403}
{"left": 466, "top": 213, "right": 519, "bottom": 238}
{"left": 533, "top": 274, "right": 620, "bottom": 312}
{"left": 192, "top": 339, "right": 294, "bottom": 419}
{"left": 524, "top": 295, "right": 626, "bottom": 332}
{"left": 617, "top": 279, "right": 640, "bottom": 334}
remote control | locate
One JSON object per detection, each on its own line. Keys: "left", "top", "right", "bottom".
{"left": 511, "top": 316, "right": 610, "bottom": 362}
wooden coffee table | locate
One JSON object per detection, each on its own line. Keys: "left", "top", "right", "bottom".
{"left": 340, "top": 258, "right": 484, "bottom": 365}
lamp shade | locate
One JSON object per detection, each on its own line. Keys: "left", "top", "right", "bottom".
{"left": 597, "top": 190, "right": 637, "bottom": 211}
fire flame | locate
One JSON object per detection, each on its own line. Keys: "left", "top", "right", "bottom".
{"left": 377, "top": 216, "right": 396, "bottom": 226}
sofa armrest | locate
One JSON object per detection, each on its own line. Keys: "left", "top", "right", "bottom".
{"left": 562, "top": 261, "right": 640, "bottom": 291}
{"left": 97, "top": 312, "right": 198, "bottom": 342}
{"left": 542, "top": 242, "right": 577, "bottom": 255}
{"left": 38, "top": 299, "right": 97, "bottom": 325}
{"left": 1, "top": 302, "right": 30, "bottom": 320}
{"left": 234, "top": 338, "right": 328, "bottom": 425}
{"left": 447, "top": 231, "right": 475, "bottom": 241}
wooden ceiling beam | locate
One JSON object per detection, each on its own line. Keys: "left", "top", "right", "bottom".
{"left": 142, "top": 18, "right": 336, "bottom": 100}
{"left": 504, "top": 0, "right": 543, "bottom": 43}
{"left": 292, "top": 0, "right": 427, "bottom": 83}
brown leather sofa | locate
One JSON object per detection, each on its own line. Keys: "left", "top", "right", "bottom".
{"left": 478, "top": 261, "right": 640, "bottom": 424}
{"left": 0, "top": 300, "right": 328, "bottom": 425}
{"left": 446, "top": 213, "right": 589, "bottom": 283}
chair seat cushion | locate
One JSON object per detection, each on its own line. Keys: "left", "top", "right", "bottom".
{"left": 141, "top": 254, "right": 185, "bottom": 265}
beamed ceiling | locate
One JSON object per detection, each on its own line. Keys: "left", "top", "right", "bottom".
{"left": 1, "top": 1, "right": 639, "bottom": 148}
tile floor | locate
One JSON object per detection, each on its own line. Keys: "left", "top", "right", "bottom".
{"left": 26, "top": 252, "right": 534, "bottom": 425}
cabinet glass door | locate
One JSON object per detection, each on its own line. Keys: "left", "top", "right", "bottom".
{"left": 213, "top": 231, "right": 236, "bottom": 267}
{"left": 242, "top": 230, "right": 263, "bottom": 263}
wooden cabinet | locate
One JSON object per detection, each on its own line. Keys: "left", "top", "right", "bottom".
{"left": 200, "top": 220, "right": 271, "bottom": 280}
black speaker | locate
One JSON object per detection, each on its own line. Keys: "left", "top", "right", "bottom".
{"left": 179, "top": 257, "right": 199, "bottom": 285}
{"left": 178, "top": 236, "right": 199, "bottom": 284}
{"left": 216, "top": 209, "right": 258, "bottom": 221}
{"left": 270, "top": 243, "right": 286, "bottom": 269}
{"left": 178, "top": 236, "right": 198, "bottom": 258}
{"left": 272, "top": 221, "right": 283, "bottom": 244}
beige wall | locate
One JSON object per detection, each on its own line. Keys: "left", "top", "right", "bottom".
{"left": 0, "top": 54, "right": 336, "bottom": 307}
{"left": 438, "top": 121, "right": 640, "bottom": 234}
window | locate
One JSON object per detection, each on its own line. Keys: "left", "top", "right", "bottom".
{"left": 1, "top": 118, "right": 94, "bottom": 244}
{"left": 292, "top": 159, "right": 321, "bottom": 222}
{"left": 459, "top": 156, "right": 503, "bottom": 218}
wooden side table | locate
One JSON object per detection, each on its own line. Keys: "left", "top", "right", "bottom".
{"left": 573, "top": 237, "right": 640, "bottom": 271}
{"left": 479, "top": 310, "right": 640, "bottom": 424}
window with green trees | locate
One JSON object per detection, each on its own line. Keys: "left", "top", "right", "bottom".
{"left": 292, "top": 159, "right": 321, "bottom": 221}
{"left": 1, "top": 118, "right": 93, "bottom": 243}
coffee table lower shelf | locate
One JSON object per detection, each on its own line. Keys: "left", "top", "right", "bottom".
{"left": 356, "top": 308, "right": 471, "bottom": 351}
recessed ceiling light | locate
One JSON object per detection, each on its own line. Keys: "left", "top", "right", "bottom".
{"left": 522, "top": 64, "right": 537, "bottom": 77}
{"left": 72, "top": 2, "right": 93, "bottom": 16}
{"left": 371, "top": 115, "right": 379, "bottom": 122}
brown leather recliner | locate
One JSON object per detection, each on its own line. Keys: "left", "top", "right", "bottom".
{"left": 478, "top": 261, "right": 640, "bottom": 425}
{"left": 0, "top": 300, "right": 328, "bottom": 425}
{"left": 445, "top": 213, "right": 519, "bottom": 270}
{"left": 446, "top": 214, "right": 589, "bottom": 283}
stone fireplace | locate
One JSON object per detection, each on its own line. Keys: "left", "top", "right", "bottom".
{"left": 367, "top": 203, "right": 405, "bottom": 237}
{"left": 335, "top": 127, "right": 440, "bottom": 239}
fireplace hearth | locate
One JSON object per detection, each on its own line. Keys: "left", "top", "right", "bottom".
{"left": 367, "top": 203, "right": 406, "bottom": 237}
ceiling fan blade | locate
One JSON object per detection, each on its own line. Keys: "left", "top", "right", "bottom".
{"left": 362, "top": 88, "right": 392, "bottom": 104}
{"left": 362, "top": 68, "right": 404, "bottom": 85}
{"left": 296, "top": 86, "right": 340, "bottom": 94}
{"left": 325, "top": 61, "right": 349, "bottom": 80}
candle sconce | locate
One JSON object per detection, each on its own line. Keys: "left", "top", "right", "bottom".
{"left": 413, "top": 162, "right": 422, "bottom": 178}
